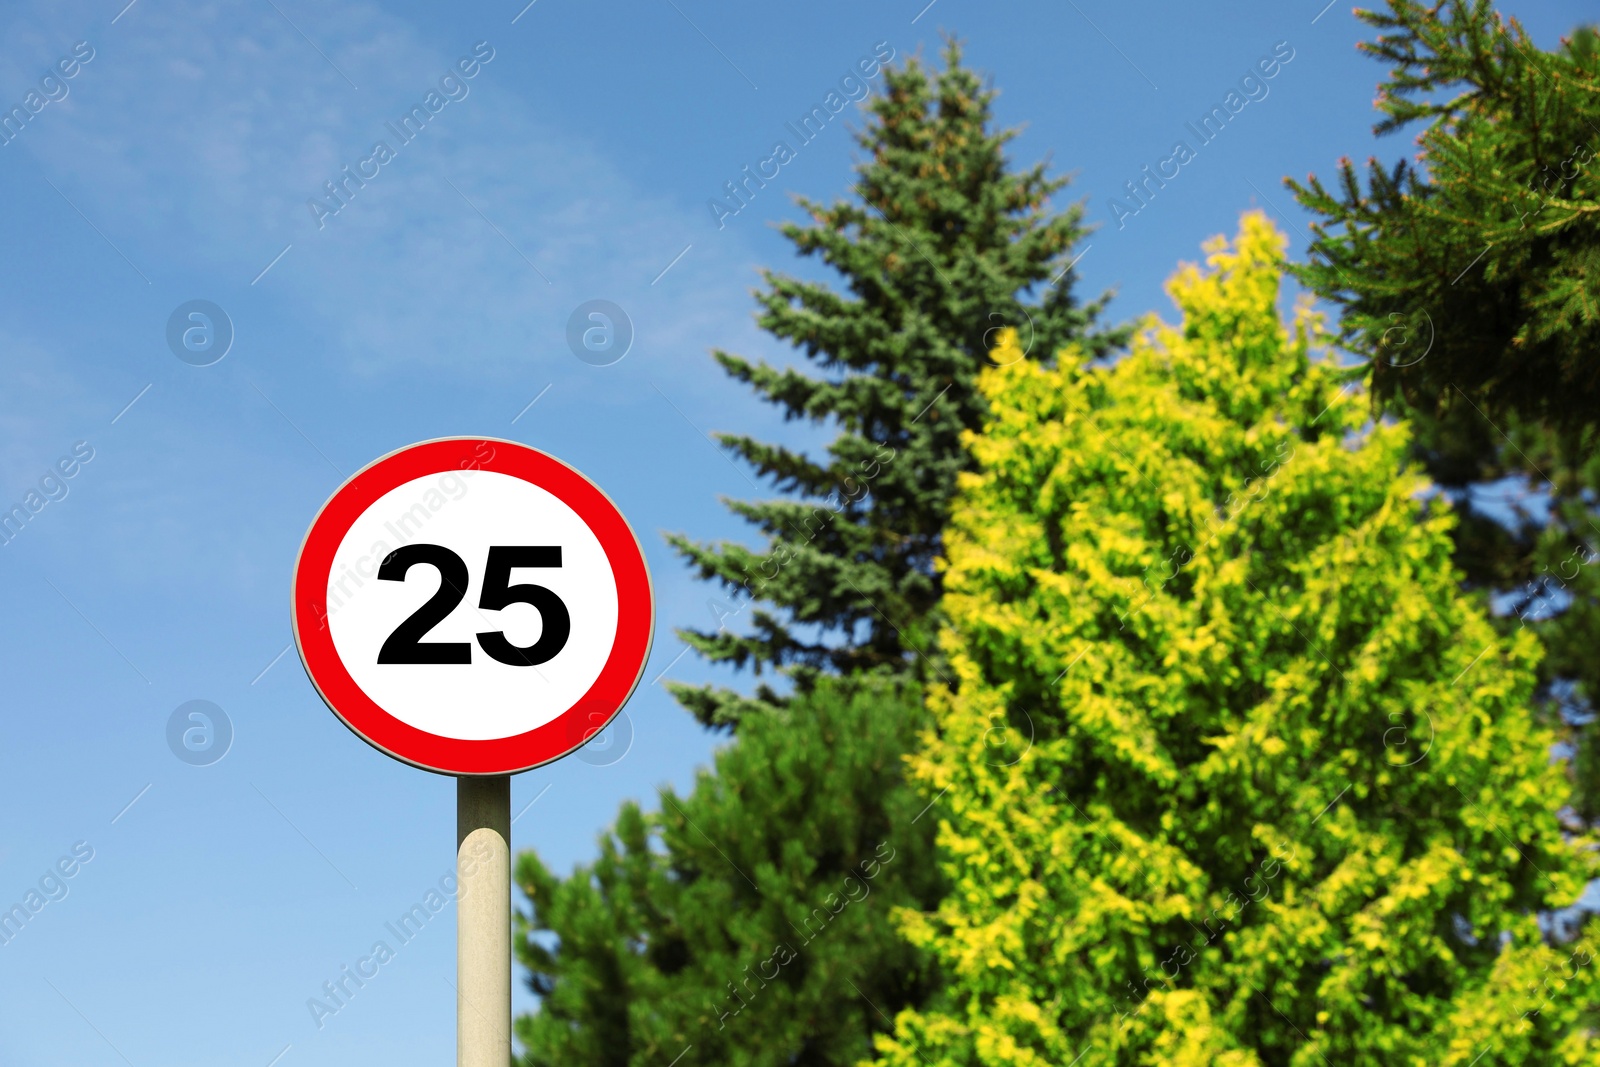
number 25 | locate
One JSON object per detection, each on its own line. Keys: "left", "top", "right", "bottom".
{"left": 376, "top": 544, "right": 571, "bottom": 666}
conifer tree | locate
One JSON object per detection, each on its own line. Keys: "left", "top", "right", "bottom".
{"left": 1290, "top": 0, "right": 1600, "bottom": 816}
{"left": 514, "top": 44, "right": 1122, "bottom": 1064}
{"left": 1288, "top": 0, "right": 1600, "bottom": 428}
{"left": 878, "top": 216, "right": 1600, "bottom": 1065}
{"left": 668, "top": 39, "right": 1123, "bottom": 727}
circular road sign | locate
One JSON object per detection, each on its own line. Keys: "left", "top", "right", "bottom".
{"left": 292, "top": 438, "right": 653, "bottom": 776}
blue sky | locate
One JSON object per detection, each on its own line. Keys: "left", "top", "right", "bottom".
{"left": 0, "top": 0, "right": 1588, "bottom": 1063}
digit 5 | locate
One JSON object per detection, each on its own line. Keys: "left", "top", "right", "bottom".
{"left": 475, "top": 546, "right": 571, "bottom": 666}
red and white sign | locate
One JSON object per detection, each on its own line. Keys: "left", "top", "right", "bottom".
{"left": 292, "top": 438, "right": 653, "bottom": 776}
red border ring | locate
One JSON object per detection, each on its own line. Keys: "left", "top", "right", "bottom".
{"left": 291, "top": 437, "right": 653, "bottom": 776}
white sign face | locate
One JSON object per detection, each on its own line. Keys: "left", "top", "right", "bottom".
{"left": 325, "top": 471, "right": 619, "bottom": 740}
{"left": 293, "top": 439, "right": 653, "bottom": 776}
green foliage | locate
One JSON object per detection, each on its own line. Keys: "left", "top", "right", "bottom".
{"left": 667, "top": 39, "right": 1124, "bottom": 728}
{"left": 514, "top": 677, "right": 941, "bottom": 1067}
{"left": 876, "top": 215, "right": 1599, "bottom": 1066}
{"left": 1410, "top": 403, "right": 1600, "bottom": 816}
{"left": 1291, "top": 0, "right": 1600, "bottom": 817}
{"left": 1288, "top": 0, "right": 1600, "bottom": 428}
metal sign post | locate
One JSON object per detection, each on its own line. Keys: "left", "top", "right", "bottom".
{"left": 457, "top": 775, "right": 511, "bottom": 1067}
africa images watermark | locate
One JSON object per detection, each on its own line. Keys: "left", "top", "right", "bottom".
{"left": 0, "top": 841, "right": 95, "bottom": 948}
{"left": 313, "top": 440, "right": 496, "bottom": 631}
{"left": 1115, "top": 436, "right": 1296, "bottom": 631}
{"left": 0, "top": 41, "right": 96, "bottom": 147}
{"left": 308, "top": 41, "right": 497, "bottom": 230}
{"left": 1115, "top": 842, "right": 1295, "bottom": 1030}
{"left": 711, "top": 840, "right": 897, "bottom": 1030}
{"left": 0, "top": 440, "right": 96, "bottom": 549}
{"left": 707, "top": 439, "right": 897, "bottom": 636}
{"left": 305, "top": 836, "right": 494, "bottom": 1030}
{"left": 1513, "top": 139, "right": 1596, "bottom": 230}
{"left": 708, "top": 40, "right": 896, "bottom": 231}
{"left": 1107, "top": 40, "right": 1296, "bottom": 230}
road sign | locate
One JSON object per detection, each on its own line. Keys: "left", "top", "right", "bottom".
{"left": 291, "top": 437, "right": 653, "bottom": 777}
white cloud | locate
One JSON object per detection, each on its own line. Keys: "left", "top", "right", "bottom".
{"left": 7, "top": 0, "right": 767, "bottom": 387}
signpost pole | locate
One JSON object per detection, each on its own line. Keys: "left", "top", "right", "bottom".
{"left": 457, "top": 775, "right": 511, "bottom": 1067}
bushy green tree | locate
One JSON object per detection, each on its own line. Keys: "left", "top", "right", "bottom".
{"left": 1290, "top": 0, "right": 1600, "bottom": 817}
{"left": 668, "top": 39, "right": 1123, "bottom": 728}
{"left": 877, "top": 215, "right": 1599, "bottom": 1066}
{"left": 514, "top": 678, "right": 940, "bottom": 1066}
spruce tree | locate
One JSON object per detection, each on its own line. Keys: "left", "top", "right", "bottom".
{"left": 668, "top": 39, "right": 1124, "bottom": 727}
{"left": 1287, "top": 0, "right": 1600, "bottom": 429}
{"left": 878, "top": 216, "right": 1599, "bottom": 1065}
{"left": 1290, "top": 1, "right": 1600, "bottom": 816}
{"left": 513, "top": 43, "right": 1124, "bottom": 1064}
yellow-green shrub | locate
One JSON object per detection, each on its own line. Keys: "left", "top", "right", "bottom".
{"left": 876, "top": 214, "right": 1598, "bottom": 1066}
